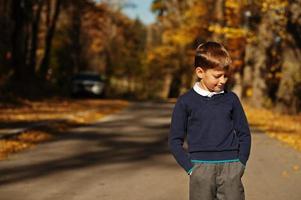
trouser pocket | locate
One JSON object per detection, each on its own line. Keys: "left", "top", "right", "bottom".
{"left": 190, "top": 163, "right": 202, "bottom": 177}
{"left": 189, "top": 163, "right": 216, "bottom": 200}
{"left": 237, "top": 161, "right": 245, "bottom": 177}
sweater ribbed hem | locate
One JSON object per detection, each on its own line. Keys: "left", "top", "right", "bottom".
{"left": 190, "top": 150, "right": 239, "bottom": 161}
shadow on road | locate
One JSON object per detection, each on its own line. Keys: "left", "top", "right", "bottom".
{"left": 0, "top": 102, "right": 174, "bottom": 185}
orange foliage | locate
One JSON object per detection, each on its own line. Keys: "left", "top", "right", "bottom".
{"left": 244, "top": 103, "right": 301, "bottom": 151}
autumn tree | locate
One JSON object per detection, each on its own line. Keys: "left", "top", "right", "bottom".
{"left": 149, "top": 0, "right": 211, "bottom": 98}
{"left": 276, "top": 0, "right": 301, "bottom": 113}
{"left": 243, "top": 0, "right": 301, "bottom": 113}
{"left": 38, "top": 0, "right": 62, "bottom": 80}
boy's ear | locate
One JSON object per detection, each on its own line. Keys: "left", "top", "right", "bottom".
{"left": 195, "top": 67, "right": 204, "bottom": 79}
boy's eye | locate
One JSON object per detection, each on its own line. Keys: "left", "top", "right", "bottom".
{"left": 214, "top": 75, "right": 228, "bottom": 79}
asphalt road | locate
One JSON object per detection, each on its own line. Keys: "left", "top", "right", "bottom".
{"left": 0, "top": 102, "right": 301, "bottom": 200}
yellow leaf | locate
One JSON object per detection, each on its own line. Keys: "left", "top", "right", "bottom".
{"left": 293, "top": 165, "right": 300, "bottom": 171}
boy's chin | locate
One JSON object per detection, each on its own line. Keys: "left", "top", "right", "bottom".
{"left": 214, "top": 87, "right": 224, "bottom": 92}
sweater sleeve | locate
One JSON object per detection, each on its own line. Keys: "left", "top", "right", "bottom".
{"left": 232, "top": 93, "right": 252, "bottom": 166}
{"left": 168, "top": 97, "right": 193, "bottom": 173}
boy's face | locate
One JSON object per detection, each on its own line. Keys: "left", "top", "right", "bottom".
{"left": 195, "top": 67, "right": 229, "bottom": 92}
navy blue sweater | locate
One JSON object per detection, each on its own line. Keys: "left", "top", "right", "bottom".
{"left": 169, "top": 89, "right": 251, "bottom": 172}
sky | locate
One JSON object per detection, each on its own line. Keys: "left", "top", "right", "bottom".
{"left": 122, "top": 0, "right": 156, "bottom": 24}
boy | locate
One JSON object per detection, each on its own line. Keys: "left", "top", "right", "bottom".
{"left": 169, "top": 41, "right": 251, "bottom": 200}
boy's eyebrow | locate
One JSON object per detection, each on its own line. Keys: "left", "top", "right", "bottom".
{"left": 214, "top": 71, "right": 226, "bottom": 75}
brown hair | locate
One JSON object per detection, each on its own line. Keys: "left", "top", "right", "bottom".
{"left": 194, "top": 41, "right": 232, "bottom": 70}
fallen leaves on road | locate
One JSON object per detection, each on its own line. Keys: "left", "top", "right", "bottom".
{"left": 281, "top": 170, "right": 289, "bottom": 178}
{"left": 17, "top": 131, "right": 53, "bottom": 143}
{"left": 0, "top": 131, "right": 52, "bottom": 160}
{"left": 0, "top": 98, "right": 129, "bottom": 160}
{"left": 292, "top": 165, "right": 300, "bottom": 171}
{"left": 0, "top": 99, "right": 128, "bottom": 123}
{"left": 244, "top": 104, "right": 301, "bottom": 151}
{"left": 0, "top": 140, "right": 32, "bottom": 159}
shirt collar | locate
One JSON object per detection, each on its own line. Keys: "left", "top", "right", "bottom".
{"left": 193, "top": 82, "right": 224, "bottom": 97}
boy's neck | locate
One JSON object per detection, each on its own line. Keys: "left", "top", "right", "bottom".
{"left": 198, "top": 80, "right": 211, "bottom": 92}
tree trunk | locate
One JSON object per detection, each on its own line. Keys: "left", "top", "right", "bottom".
{"left": 28, "top": 0, "right": 44, "bottom": 77}
{"left": 211, "top": 0, "right": 225, "bottom": 42}
{"left": 70, "top": 0, "right": 83, "bottom": 73}
{"left": 276, "top": 41, "right": 301, "bottom": 114}
{"left": 248, "top": 13, "right": 275, "bottom": 108}
{"left": 161, "top": 71, "right": 173, "bottom": 99}
{"left": 0, "top": 0, "right": 12, "bottom": 75}
{"left": 250, "top": 45, "right": 267, "bottom": 108}
{"left": 11, "top": 0, "right": 27, "bottom": 81}
{"left": 39, "top": 0, "right": 62, "bottom": 80}
{"left": 243, "top": 43, "right": 254, "bottom": 101}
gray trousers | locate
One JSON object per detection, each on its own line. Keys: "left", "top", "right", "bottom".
{"left": 189, "top": 161, "right": 245, "bottom": 200}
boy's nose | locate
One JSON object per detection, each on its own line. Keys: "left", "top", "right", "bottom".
{"left": 219, "top": 77, "right": 227, "bottom": 84}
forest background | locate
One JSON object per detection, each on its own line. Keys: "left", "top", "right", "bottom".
{"left": 0, "top": 0, "right": 301, "bottom": 115}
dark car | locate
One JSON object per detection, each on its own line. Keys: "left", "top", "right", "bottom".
{"left": 71, "top": 71, "right": 105, "bottom": 97}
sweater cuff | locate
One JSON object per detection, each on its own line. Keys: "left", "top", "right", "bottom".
{"left": 187, "top": 166, "right": 194, "bottom": 175}
{"left": 185, "top": 162, "right": 194, "bottom": 174}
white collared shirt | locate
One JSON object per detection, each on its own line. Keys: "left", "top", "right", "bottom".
{"left": 193, "top": 82, "right": 224, "bottom": 97}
